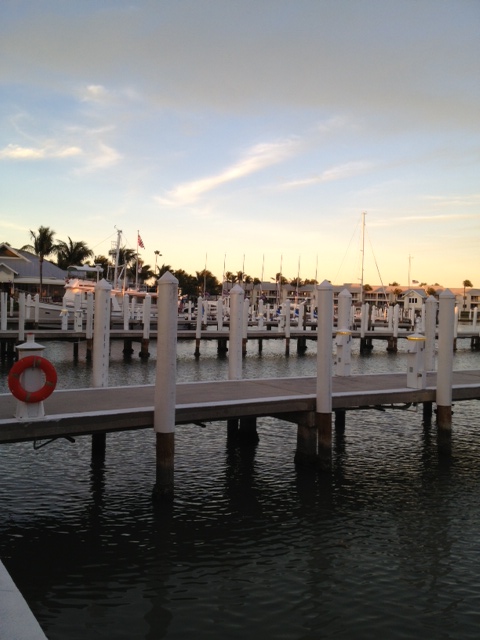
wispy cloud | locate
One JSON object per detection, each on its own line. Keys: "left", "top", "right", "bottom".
{"left": 422, "top": 194, "right": 480, "bottom": 207}
{"left": 281, "top": 161, "right": 372, "bottom": 189}
{"left": 0, "top": 143, "right": 82, "bottom": 160}
{"left": 370, "top": 213, "right": 479, "bottom": 228}
{"left": 156, "top": 138, "right": 301, "bottom": 206}
{"left": 80, "top": 84, "right": 111, "bottom": 103}
{"left": 74, "top": 142, "right": 122, "bottom": 174}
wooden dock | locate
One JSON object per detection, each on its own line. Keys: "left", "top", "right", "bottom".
{"left": 1, "top": 369, "right": 480, "bottom": 445}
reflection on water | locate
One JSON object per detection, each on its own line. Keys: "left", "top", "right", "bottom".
{"left": 1, "top": 338, "right": 480, "bottom": 639}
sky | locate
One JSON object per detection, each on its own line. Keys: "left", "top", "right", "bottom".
{"left": 1, "top": 0, "right": 479, "bottom": 288}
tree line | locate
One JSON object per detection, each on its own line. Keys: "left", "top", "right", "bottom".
{"left": 18, "top": 226, "right": 473, "bottom": 298}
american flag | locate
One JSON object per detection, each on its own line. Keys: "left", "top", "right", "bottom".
{"left": 138, "top": 234, "right": 145, "bottom": 249}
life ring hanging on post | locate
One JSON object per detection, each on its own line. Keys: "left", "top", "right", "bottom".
{"left": 8, "top": 356, "right": 57, "bottom": 403}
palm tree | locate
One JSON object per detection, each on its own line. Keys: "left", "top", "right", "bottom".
{"left": 463, "top": 279, "right": 473, "bottom": 310}
{"left": 56, "top": 236, "right": 94, "bottom": 270}
{"left": 196, "top": 269, "right": 221, "bottom": 297}
{"left": 158, "top": 263, "right": 174, "bottom": 278}
{"left": 112, "top": 247, "right": 136, "bottom": 287}
{"left": 21, "top": 226, "right": 59, "bottom": 295}
{"left": 173, "top": 269, "right": 198, "bottom": 297}
{"left": 135, "top": 263, "right": 156, "bottom": 287}
{"left": 92, "top": 255, "right": 110, "bottom": 279}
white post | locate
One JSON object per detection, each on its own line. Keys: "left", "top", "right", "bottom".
{"left": 195, "top": 296, "right": 203, "bottom": 339}
{"left": 243, "top": 298, "right": 250, "bottom": 340}
{"left": 406, "top": 333, "right": 426, "bottom": 389}
{"left": 350, "top": 304, "right": 355, "bottom": 330}
{"left": 436, "top": 289, "right": 455, "bottom": 429}
{"left": 202, "top": 299, "right": 208, "bottom": 326}
{"left": 277, "top": 304, "right": 285, "bottom": 333}
{"left": 14, "top": 334, "right": 48, "bottom": 419}
{"left": 316, "top": 280, "right": 333, "bottom": 467}
{"left": 284, "top": 300, "right": 291, "bottom": 339}
{"left": 74, "top": 293, "right": 82, "bottom": 332}
{"left": 387, "top": 305, "right": 393, "bottom": 331}
{"left": 360, "top": 303, "right": 368, "bottom": 338}
{"left": 86, "top": 292, "right": 94, "bottom": 340}
{"left": 0, "top": 292, "right": 7, "bottom": 330}
{"left": 298, "top": 301, "right": 305, "bottom": 331}
{"left": 26, "top": 294, "right": 32, "bottom": 321}
{"left": 258, "top": 299, "right": 264, "bottom": 329}
{"left": 473, "top": 307, "right": 478, "bottom": 334}
{"left": 393, "top": 304, "right": 399, "bottom": 338}
{"left": 453, "top": 305, "right": 458, "bottom": 338}
{"left": 60, "top": 307, "right": 69, "bottom": 331}
{"left": 424, "top": 296, "right": 437, "bottom": 372}
{"left": 143, "top": 294, "right": 152, "bottom": 340}
{"left": 316, "top": 281, "right": 333, "bottom": 410}
{"left": 92, "top": 279, "right": 112, "bottom": 389}
{"left": 154, "top": 272, "right": 178, "bottom": 433}
{"left": 420, "top": 303, "right": 426, "bottom": 333}
{"left": 123, "top": 294, "right": 130, "bottom": 330}
{"left": 153, "top": 272, "right": 178, "bottom": 501}
{"left": 217, "top": 297, "right": 223, "bottom": 331}
{"left": 18, "top": 292, "right": 25, "bottom": 342}
{"left": 335, "top": 288, "right": 352, "bottom": 376}
{"left": 33, "top": 293, "right": 39, "bottom": 326}
{"left": 228, "top": 284, "right": 244, "bottom": 380}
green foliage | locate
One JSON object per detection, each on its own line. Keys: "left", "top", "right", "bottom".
{"left": 56, "top": 237, "right": 93, "bottom": 270}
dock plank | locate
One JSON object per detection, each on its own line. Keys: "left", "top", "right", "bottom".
{"left": 1, "top": 370, "right": 480, "bottom": 444}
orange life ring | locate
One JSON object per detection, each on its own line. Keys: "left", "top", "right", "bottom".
{"left": 8, "top": 356, "right": 57, "bottom": 403}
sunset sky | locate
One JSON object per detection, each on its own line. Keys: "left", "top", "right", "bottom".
{"left": 1, "top": 0, "right": 479, "bottom": 287}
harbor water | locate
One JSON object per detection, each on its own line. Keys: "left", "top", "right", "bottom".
{"left": 1, "top": 337, "right": 480, "bottom": 639}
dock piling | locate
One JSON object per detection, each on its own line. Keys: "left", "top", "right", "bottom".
{"left": 153, "top": 272, "right": 178, "bottom": 501}
{"left": 316, "top": 280, "right": 334, "bottom": 470}
{"left": 436, "top": 289, "right": 455, "bottom": 430}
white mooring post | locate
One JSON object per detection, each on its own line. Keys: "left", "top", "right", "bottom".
{"left": 92, "top": 279, "right": 112, "bottom": 389}
{"left": 0, "top": 292, "right": 7, "bottom": 330}
{"left": 25, "top": 294, "right": 32, "bottom": 321}
{"left": 140, "top": 294, "right": 152, "bottom": 359}
{"left": 298, "top": 301, "right": 305, "bottom": 330}
{"left": 153, "top": 271, "right": 178, "bottom": 501}
{"left": 228, "top": 284, "right": 244, "bottom": 380}
{"left": 387, "top": 305, "right": 393, "bottom": 331}
{"left": 316, "top": 280, "right": 333, "bottom": 469}
{"left": 243, "top": 297, "right": 250, "bottom": 342}
{"left": 424, "top": 296, "right": 437, "bottom": 372}
{"left": 284, "top": 299, "right": 291, "bottom": 354}
{"left": 18, "top": 293, "right": 25, "bottom": 342}
{"left": 360, "top": 303, "right": 369, "bottom": 338}
{"left": 74, "top": 293, "right": 82, "bottom": 332}
{"left": 258, "top": 299, "right": 265, "bottom": 329}
{"left": 60, "top": 307, "right": 69, "bottom": 331}
{"left": 406, "top": 332, "right": 426, "bottom": 389}
{"left": 393, "top": 304, "right": 399, "bottom": 337}
{"left": 217, "top": 297, "right": 223, "bottom": 331}
{"left": 14, "top": 334, "right": 48, "bottom": 419}
{"left": 195, "top": 296, "right": 203, "bottom": 356}
{"left": 34, "top": 293, "right": 40, "bottom": 327}
{"left": 123, "top": 294, "right": 130, "bottom": 330}
{"left": 436, "top": 289, "right": 455, "bottom": 429}
{"left": 86, "top": 292, "right": 94, "bottom": 339}
{"left": 335, "top": 288, "right": 352, "bottom": 376}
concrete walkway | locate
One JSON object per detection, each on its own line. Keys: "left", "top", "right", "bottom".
{"left": 0, "top": 560, "right": 48, "bottom": 639}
